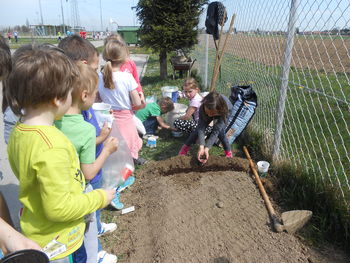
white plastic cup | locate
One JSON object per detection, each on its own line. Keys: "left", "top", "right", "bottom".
{"left": 92, "top": 103, "right": 113, "bottom": 128}
{"left": 257, "top": 161, "right": 270, "bottom": 177}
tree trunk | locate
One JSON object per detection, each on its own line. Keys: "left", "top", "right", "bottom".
{"left": 159, "top": 49, "right": 167, "bottom": 80}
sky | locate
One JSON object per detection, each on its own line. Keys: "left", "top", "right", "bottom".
{"left": 0, "top": 0, "right": 139, "bottom": 31}
{"left": 0, "top": 0, "right": 348, "bottom": 32}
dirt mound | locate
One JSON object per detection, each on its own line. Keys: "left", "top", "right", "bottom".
{"left": 142, "top": 155, "right": 250, "bottom": 177}
{"left": 102, "top": 156, "right": 345, "bottom": 263}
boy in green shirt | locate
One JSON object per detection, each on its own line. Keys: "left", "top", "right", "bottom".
{"left": 55, "top": 62, "right": 118, "bottom": 263}
{"left": 6, "top": 45, "right": 116, "bottom": 262}
{"left": 136, "top": 97, "right": 175, "bottom": 135}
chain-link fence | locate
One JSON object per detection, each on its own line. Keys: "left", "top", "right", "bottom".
{"left": 193, "top": 0, "right": 350, "bottom": 204}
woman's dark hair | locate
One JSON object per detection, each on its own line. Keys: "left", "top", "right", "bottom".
{"left": 201, "top": 91, "right": 228, "bottom": 120}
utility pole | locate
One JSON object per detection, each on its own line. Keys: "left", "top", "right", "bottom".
{"left": 60, "top": 0, "right": 66, "bottom": 34}
{"left": 38, "top": 0, "right": 44, "bottom": 25}
{"left": 38, "top": 0, "right": 45, "bottom": 35}
{"left": 100, "top": 0, "right": 103, "bottom": 32}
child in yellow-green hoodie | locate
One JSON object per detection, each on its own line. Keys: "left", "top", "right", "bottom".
{"left": 6, "top": 44, "right": 116, "bottom": 262}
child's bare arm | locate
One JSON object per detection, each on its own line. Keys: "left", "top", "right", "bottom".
{"left": 96, "top": 122, "right": 111, "bottom": 145}
{"left": 156, "top": 116, "right": 176, "bottom": 131}
{"left": 81, "top": 137, "right": 118, "bottom": 180}
{"left": 180, "top": 106, "right": 196, "bottom": 120}
{"left": 130, "top": 89, "right": 145, "bottom": 111}
{"left": 139, "top": 91, "right": 146, "bottom": 104}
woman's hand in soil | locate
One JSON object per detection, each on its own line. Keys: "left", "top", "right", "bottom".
{"left": 197, "top": 146, "right": 209, "bottom": 164}
{"left": 103, "top": 188, "right": 117, "bottom": 206}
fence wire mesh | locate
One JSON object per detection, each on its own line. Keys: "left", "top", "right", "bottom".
{"left": 194, "top": 0, "right": 350, "bottom": 203}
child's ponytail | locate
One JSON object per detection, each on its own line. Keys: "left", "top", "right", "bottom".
{"left": 103, "top": 60, "right": 114, "bottom": 89}
{"left": 102, "top": 39, "right": 128, "bottom": 90}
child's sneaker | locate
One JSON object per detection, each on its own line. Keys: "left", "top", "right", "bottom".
{"left": 97, "top": 250, "right": 117, "bottom": 263}
{"left": 110, "top": 192, "right": 124, "bottom": 210}
{"left": 117, "top": 176, "right": 135, "bottom": 193}
{"left": 133, "top": 157, "right": 147, "bottom": 165}
{"left": 178, "top": 144, "right": 190, "bottom": 156}
{"left": 224, "top": 150, "right": 233, "bottom": 158}
{"left": 98, "top": 222, "right": 117, "bottom": 237}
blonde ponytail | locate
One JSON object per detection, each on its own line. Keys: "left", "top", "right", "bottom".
{"left": 103, "top": 61, "right": 114, "bottom": 89}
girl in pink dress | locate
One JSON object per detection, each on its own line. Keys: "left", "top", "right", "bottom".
{"left": 104, "top": 34, "right": 145, "bottom": 103}
{"left": 98, "top": 39, "right": 145, "bottom": 164}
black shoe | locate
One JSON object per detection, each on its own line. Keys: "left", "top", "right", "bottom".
{"left": 133, "top": 157, "right": 147, "bottom": 165}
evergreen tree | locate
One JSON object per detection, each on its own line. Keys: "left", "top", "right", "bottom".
{"left": 136, "top": 0, "right": 207, "bottom": 79}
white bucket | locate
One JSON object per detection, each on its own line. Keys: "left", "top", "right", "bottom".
{"left": 92, "top": 103, "right": 113, "bottom": 128}
{"left": 257, "top": 161, "right": 270, "bottom": 176}
{"left": 161, "top": 86, "right": 179, "bottom": 102}
{"left": 166, "top": 103, "right": 187, "bottom": 129}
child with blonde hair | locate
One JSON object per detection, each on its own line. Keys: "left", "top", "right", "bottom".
{"left": 99, "top": 39, "right": 145, "bottom": 165}
{"left": 55, "top": 62, "right": 119, "bottom": 263}
{"left": 104, "top": 34, "right": 145, "bottom": 103}
{"left": 6, "top": 45, "right": 116, "bottom": 262}
{"left": 59, "top": 36, "right": 118, "bottom": 262}
{"left": 173, "top": 77, "right": 204, "bottom": 133}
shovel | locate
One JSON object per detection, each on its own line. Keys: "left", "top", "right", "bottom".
{"left": 243, "top": 146, "right": 312, "bottom": 233}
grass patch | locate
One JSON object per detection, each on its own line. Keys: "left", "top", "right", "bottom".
{"left": 238, "top": 125, "right": 350, "bottom": 249}
{"left": 8, "top": 37, "right": 59, "bottom": 49}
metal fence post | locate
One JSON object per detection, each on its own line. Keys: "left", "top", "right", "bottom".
{"left": 272, "top": 0, "right": 299, "bottom": 161}
{"left": 205, "top": 34, "right": 209, "bottom": 90}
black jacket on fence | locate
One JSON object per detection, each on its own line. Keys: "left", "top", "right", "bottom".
{"left": 205, "top": 1, "right": 228, "bottom": 40}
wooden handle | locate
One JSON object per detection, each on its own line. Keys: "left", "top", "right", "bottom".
{"left": 243, "top": 146, "right": 277, "bottom": 217}
{"left": 210, "top": 14, "right": 236, "bottom": 92}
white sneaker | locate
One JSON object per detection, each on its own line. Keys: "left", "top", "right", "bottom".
{"left": 97, "top": 251, "right": 117, "bottom": 263}
{"left": 98, "top": 222, "right": 117, "bottom": 237}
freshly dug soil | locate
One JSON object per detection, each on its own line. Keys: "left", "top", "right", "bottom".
{"left": 102, "top": 156, "right": 348, "bottom": 263}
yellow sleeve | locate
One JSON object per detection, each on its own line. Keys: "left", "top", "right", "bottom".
{"left": 34, "top": 147, "right": 106, "bottom": 222}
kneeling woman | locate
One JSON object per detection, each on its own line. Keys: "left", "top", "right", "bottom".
{"left": 178, "top": 92, "right": 233, "bottom": 163}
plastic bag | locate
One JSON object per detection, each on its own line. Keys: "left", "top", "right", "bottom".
{"left": 102, "top": 121, "right": 134, "bottom": 189}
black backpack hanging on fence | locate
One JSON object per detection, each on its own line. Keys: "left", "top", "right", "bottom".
{"left": 205, "top": 1, "right": 228, "bottom": 40}
{"left": 225, "top": 85, "right": 258, "bottom": 144}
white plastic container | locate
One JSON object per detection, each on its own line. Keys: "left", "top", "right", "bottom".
{"left": 92, "top": 103, "right": 113, "bottom": 128}
{"left": 146, "top": 136, "right": 157, "bottom": 148}
{"left": 161, "top": 86, "right": 179, "bottom": 102}
{"left": 257, "top": 161, "right": 270, "bottom": 177}
{"left": 166, "top": 103, "right": 187, "bottom": 129}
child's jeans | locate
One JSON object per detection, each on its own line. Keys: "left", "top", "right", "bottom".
{"left": 50, "top": 244, "right": 85, "bottom": 263}
{"left": 185, "top": 127, "right": 231, "bottom": 152}
{"left": 90, "top": 177, "right": 103, "bottom": 252}
{"left": 142, "top": 117, "right": 158, "bottom": 135}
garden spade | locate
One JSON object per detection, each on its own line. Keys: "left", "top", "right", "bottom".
{"left": 243, "top": 146, "right": 312, "bottom": 233}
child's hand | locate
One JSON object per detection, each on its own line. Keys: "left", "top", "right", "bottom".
{"left": 104, "top": 137, "right": 118, "bottom": 154}
{"left": 197, "top": 146, "right": 209, "bottom": 164}
{"left": 99, "top": 122, "right": 111, "bottom": 141}
{"left": 103, "top": 188, "right": 117, "bottom": 205}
